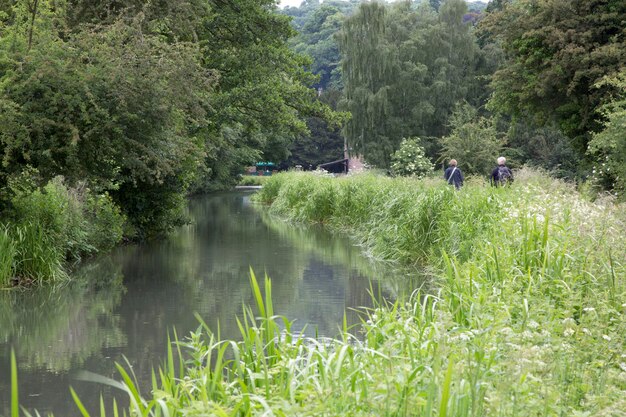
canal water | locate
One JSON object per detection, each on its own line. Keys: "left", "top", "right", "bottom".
{"left": 0, "top": 191, "right": 416, "bottom": 416}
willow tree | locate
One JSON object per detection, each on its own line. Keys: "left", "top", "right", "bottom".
{"left": 337, "top": 1, "right": 397, "bottom": 167}
{"left": 338, "top": 0, "right": 481, "bottom": 168}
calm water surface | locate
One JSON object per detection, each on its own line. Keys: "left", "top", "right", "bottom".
{"left": 0, "top": 191, "right": 416, "bottom": 416}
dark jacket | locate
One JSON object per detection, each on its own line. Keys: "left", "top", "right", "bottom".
{"left": 444, "top": 166, "right": 464, "bottom": 189}
{"left": 491, "top": 165, "right": 513, "bottom": 186}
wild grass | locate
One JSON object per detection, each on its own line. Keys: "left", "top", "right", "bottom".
{"left": 1, "top": 176, "right": 125, "bottom": 287}
{"left": 237, "top": 175, "right": 270, "bottom": 186}
{"left": 0, "top": 226, "right": 16, "bottom": 287}
{"left": 6, "top": 168, "right": 626, "bottom": 416}
{"left": 11, "top": 221, "right": 67, "bottom": 283}
{"left": 256, "top": 172, "right": 502, "bottom": 264}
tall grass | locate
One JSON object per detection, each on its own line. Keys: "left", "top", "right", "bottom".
{"left": 1, "top": 176, "right": 125, "bottom": 287}
{"left": 0, "top": 221, "right": 67, "bottom": 286}
{"left": 11, "top": 221, "right": 67, "bottom": 283}
{"left": 0, "top": 226, "right": 16, "bottom": 286}
{"left": 256, "top": 172, "right": 502, "bottom": 264}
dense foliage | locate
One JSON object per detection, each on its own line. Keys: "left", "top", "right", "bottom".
{"left": 439, "top": 102, "right": 504, "bottom": 175}
{"left": 0, "top": 0, "right": 333, "bottom": 284}
{"left": 337, "top": 0, "right": 485, "bottom": 168}
{"left": 482, "top": 0, "right": 626, "bottom": 154}
{"left": 283, "top": 0, "right": 625, "bottom": 195}
{"left": 588, "top": 70, "right": 626, "bottom": 197}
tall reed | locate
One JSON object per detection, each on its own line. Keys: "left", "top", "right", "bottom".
{"left": 12, "top": 221, "right": 66, "bottom": 283}
{"left": 0, "top": 226, "right": 16, "bottom": 286}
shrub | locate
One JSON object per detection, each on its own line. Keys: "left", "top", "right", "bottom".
{"left": 10, "top": 177, "right": 92, "bottom": 261}
{"left": 1, "top": 174, "right": 126, "bottom": 285}
{"left": 84, "top": 192, "right": 125, "bottom": 253}
{"left": 390, "top": 137, "right": 434, "bottom": 178}
{"left": 439, "top": 103, "right": 504, "bottom": 175}
{"left": 587, "top": 71, "right": 626, "bottom": 200}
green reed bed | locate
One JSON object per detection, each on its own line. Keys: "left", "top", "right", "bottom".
{"left": 6, "top": 169, "right": 626, "bottom": 416}
{"left": 0, "top": 222, "right": 67, "bottom": 287}
{"left": 257, "top": 172, "right": 502, "bottom": 264}
{"left": 0, "top": 226, "right": 16, "bottom": 287}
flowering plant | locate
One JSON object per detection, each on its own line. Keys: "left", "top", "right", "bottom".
{"left": 390, "top": 137, "right": 434, "bottom": 178}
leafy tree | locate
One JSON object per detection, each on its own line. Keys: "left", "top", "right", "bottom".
{"left": 439, "top": 103, "right": 504, "bottom": 175}
{"left": 481, "top": 0, "right": 626, "bottom": 154}
{"left": 289, "top": 4, "right": 345, "bottom": 90}
{"left": 338, "top": 0, "right": 481, "bottom": 168}
{"left": 0, "top": 0, "right": 335, "bottom": 237}
{"left": 0, "top": 16, "right": 211, "bottom": 237}
{"left": 390, "top": 137, "right": 434, "bottom": 178}
{"left": 588, "top": 71, "right": 626, "bottom": 199}
{"left": 337, "top": 1, "right": 394, "bottom": 167}
{"left": 506, "top": 121, "right": 579, "bottom": 179}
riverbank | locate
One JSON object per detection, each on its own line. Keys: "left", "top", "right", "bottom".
{"left": 9, "top": 169, "right": 626, "bottom": 416}
{"left": 0, "top": 176, "right": 125, "bottom": 288}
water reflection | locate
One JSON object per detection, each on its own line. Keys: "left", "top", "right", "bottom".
{"left": 0, "top": 191, "right": 420, "bottom": 417}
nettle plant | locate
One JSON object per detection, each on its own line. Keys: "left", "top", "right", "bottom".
{"left": 390, "top": 137, "right": 434, "bottom": 178}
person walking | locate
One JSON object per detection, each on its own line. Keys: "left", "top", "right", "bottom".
{"left": 443, "top": 159, "right": 464, "bottom": 189}
{"left": 491, "top": 156, "right": 513, "bottom": 186}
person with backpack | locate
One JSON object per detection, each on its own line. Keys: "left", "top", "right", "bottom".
{"left": 491, "top": 156, "right": 513, "bottom": 186}
{"left": 443, "top": 159, "right": 464, "bottom": 189}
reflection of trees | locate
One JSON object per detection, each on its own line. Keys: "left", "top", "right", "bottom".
{"left": 0, "top": 259, "right": 126, "bottom": 372}
{"left": 255, "top": 207, "right": 432, "bottom": 336}
{"left": 257, "top": 208, "right": 430, "bottom": 300}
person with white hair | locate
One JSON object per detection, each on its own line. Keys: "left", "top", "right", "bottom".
{"left": 443, "top": 159, "right": 464, "bottom": 189}
{"left": 491, "top": 156, "right": 513, "bottom": 186}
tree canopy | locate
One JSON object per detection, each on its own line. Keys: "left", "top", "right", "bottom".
{"left": 481, "top": 0, "right": 626, "bottom": 153}
{"left": 338, "top": 0, "right": 483, "bottom": 168}
{"left": 0, "top": 0, "right": 333, "bottom": 237}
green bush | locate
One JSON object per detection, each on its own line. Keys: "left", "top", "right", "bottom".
{"left": 390, "top": 137, "right": 434, "bottom": 178}
{"left": 10, "top": 177, "right": 92, "bottom": 261}
{"left": 0, "top": 173, "right": 126, "bottom": 285}
{"left": 84, "top": 192, "right": 125, "bottom": 253}
{"left": 439, "top": 103, "right": 504, "bottom": 175}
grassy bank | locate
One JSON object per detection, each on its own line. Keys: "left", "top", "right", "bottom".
{"left": 7, "top": 169, "right": 626, "bottom": 416}
{"left": 0, "top": 176, "right": 125, "bottom": 288}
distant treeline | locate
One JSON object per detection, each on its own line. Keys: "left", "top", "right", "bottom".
{"left": 281, "top": 0, "right": 626, "bottom": 196}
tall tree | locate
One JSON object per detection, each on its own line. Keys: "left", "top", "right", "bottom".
{"left": 338, "top": 0, "right": 481, "bottom": 168}
{"left": 337, "top": 1, "right": 396, "bottom": 167}
{"left": 481, "top": 0, "right": 626, "bottom": 154}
